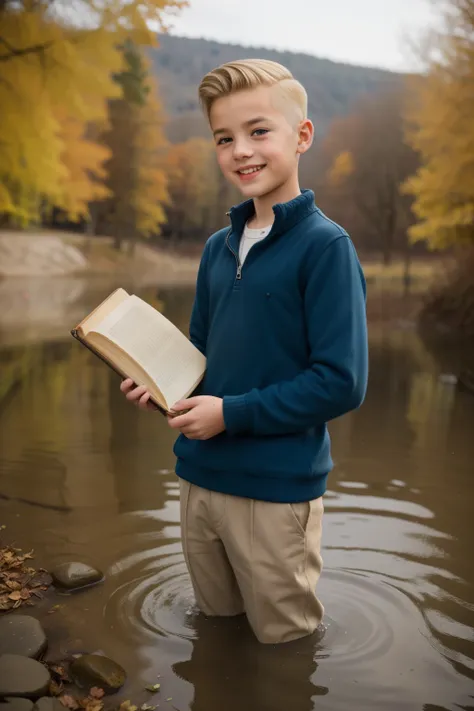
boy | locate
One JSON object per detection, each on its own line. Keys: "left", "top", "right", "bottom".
{"left": 121, "top": 59, "right": 368, "bottom": 644}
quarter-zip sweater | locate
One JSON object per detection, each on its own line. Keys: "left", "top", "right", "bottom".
{"left": 173, "top": 190, "right": 368, "bottom": 503}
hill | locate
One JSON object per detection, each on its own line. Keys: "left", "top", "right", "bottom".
{"left": 150, "top": 34, "right": 403, "bottom": 141}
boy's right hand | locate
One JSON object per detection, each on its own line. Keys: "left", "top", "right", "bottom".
{"left": 120, "top": 378, "right": 158, "bottom": 411}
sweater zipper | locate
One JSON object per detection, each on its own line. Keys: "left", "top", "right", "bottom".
{"left": 225, "top": 229, "right": 242, "bottom": 280}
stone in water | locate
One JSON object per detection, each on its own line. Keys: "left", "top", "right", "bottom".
{"left": 0, "top": 616, "right": 47, "bottom": 659}
{"left": 70, "top": 655, "right": 126, "bottom": 693}
{"left": 51, "top": 563, "right": 103, "bottom": 591}
{"left": 0, "top": 655, "right": 51, "bottom": 699}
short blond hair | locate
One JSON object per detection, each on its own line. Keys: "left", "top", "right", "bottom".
{"left": 198, "top": 59, "right": 308, "bottom": 122}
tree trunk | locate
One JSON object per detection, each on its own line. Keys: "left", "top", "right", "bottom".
{"left": 402, "top": 233, "right": 412, "bottom": 297}
{"left": 382, "top": 206, "right": 396, "bottom": 266}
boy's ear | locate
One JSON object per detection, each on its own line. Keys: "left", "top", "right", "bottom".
{"left": 296, "top": 119, "right": 314, "bottom": 155}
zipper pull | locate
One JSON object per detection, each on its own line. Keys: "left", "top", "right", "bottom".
{"left": 236, "top": 264, "right": 242, "bottom": 280}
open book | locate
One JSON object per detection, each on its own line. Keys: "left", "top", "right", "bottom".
{"left": 71, "top": 288, "right": 206, "bottom": 414}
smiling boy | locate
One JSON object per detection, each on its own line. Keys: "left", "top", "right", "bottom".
{"left": 121, "top": 59, "right": 368, "bottom": 644}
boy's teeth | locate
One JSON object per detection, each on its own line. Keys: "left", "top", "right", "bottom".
{"left": 240, "top": 166, "right": 263, "bottom": 174}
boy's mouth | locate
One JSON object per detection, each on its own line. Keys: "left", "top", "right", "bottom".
{"left": 236, "top": 164, "right": 266, "bottom": 181}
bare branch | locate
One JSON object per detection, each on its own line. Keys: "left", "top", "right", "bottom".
{"left": 0, "top": 36, "right": 54, "bottom": 62}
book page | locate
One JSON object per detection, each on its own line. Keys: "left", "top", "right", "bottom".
{"left": 79, "top": 288, "right": 129, "bottom": 336}
{"left": 90, "top": 295, "right": 206, "bottom": 408}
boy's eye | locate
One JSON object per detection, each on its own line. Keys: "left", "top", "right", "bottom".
{"left": 252, "top": 128, "right": 269, "bottom": 137}
{"left": 217, "top": 136, "right": 232, "bottom": 145}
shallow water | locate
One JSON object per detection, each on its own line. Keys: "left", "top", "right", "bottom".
{"left": 0, "top": 282, "right": 473, "bottom": 711}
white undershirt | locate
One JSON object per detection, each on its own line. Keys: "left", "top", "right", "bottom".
{"left": 239, "top": 222, "right": 272, "bottom": 265}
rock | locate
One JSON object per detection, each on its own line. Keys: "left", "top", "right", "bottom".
{"left": 0, "top": 699, "right": 35, "bottom": 711}
{"left": 50, "top": 563, "right": 103, "bottom": 591}
{"left": 0, "top": 616, "right": 47, "bottom": 659}
{"left": 0, "top": 235, "right": 87, "bottom": 277}
{"left": 33, "top": 698, "right": 63, "bottom": 711}
{"left": 0, "top": 655, "right": 51, "bottom": 699}
{"left": 70, "top": 655, "right": 126, "bottom": 693}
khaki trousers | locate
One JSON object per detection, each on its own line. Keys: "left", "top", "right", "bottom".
{"left": 179, "top": 479, "right": 324, "bottom": 644}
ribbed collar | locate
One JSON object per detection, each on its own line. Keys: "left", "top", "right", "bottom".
{"left": 227, "top": 189, "right": 317, "bottom": 252}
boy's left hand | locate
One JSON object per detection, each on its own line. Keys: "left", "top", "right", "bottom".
{"left": 167, "top": 396, "right": 225, "bottom": 440}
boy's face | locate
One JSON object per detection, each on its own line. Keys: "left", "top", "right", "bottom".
{"left": 210, "top": 85, "right": 312, "bottom": 202}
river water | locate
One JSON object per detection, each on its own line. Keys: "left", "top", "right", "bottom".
{"left": 0, "top": 278, "right": 473, "bottom": 711}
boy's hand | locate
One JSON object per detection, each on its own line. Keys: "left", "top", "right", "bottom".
{"left": 120, "top": 378, "right": 158, "bottom": 411}
{"left": 167, "top": 396, "right": 225, "bottom": 440}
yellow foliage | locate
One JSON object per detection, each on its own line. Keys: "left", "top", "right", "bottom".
{"left": 132, "top": 81, "right": 169, "bottom": 236}
{"left": 402, "top": 0, "right": 474, "bottom": 249}
{"left": 55, "top": 114, "right": 112, "bottom": 222}
{"left": 327, "top": 150, "right": 355, "bottom": 187}
{"left": 166, "top": 138, "right": 219, "bottom": 229}
{"left": 0, "top": 0, "right": 187, "bottom": 225}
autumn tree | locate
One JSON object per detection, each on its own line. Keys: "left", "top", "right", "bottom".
{"left": 402, "top": 0, "right": 474, "bottom": 337}
{"left": 96, "top": 40, "right": 169, "bottom": 250}
{"left": 163, "top": 138, "right": 238, "bottom": 243}
{"left": 402, "top": 0, "right": 474, "bottom": 249}
{"left": 0, "top": 0, "right": 186, "bottom": 226}
{"left": 318, "top": 86, "right": 419, "bottom": 265}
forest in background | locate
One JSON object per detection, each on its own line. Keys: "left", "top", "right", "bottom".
{"left": 1, "top": 0, "right": 473, "bottom": 336}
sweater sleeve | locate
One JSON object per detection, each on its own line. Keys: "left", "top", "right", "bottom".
{"left": 222, "top": 235, "right": 368, "bottom": 436}
{"left": 189, "top": 241, "right": 210, "bottom": 356}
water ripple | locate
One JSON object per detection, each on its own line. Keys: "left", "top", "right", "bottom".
{"left": 105, "top": 543, "right": 198, "bottom": 641}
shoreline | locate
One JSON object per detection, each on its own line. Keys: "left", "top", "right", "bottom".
{"left": 0, "top": 231, "right": 200, "bottom": 283}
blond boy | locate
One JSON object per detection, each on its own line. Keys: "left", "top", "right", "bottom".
{"left": 121, "top": 59, "right": 368, "bottom": 644}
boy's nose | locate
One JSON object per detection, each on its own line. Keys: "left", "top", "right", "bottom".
{"left": 232, "top": 139, "right": 253, "bottom": 160}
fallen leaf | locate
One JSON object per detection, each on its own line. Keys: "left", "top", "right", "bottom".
{"left": 49, "top": 680, "right": 64, "bottom": 697}
{"left": 8, "top": 590, "right": 22, "bottom": 601}
{"left": 145, "top": 684, "right": 161, "bottom": 692}
{"left": 48, "top": 604, "right": 63, "bottom": 614}
{"left": 60, "top": 695, "right": 80, "bottom": 710}
{"left": 141, "top": 705, "right": 156, "bottom": 711}
{"left": 89, "top": 689, "right": 105, "bottom": 700}
{"left": 119, "top": 702, "right": 137, "bottom": 711}
{"left": 30, "top": 571, "right": 53, "bottom": 588}
{"left": 50, "top": 665, "right": 71, "bottom": 682}
{"left": 80, "top": 698, "right": 103, "bottom": 711}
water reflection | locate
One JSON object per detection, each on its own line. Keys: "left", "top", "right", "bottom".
{"left": 0, "top": 285, "right": 473, "bottom": 711}
{"left": 174, "top": 616, "right": 325, "bottom": 711}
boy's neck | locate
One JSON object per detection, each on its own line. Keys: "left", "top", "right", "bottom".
{"left": 247, "top": 177, "right": 302, "bottom": 229}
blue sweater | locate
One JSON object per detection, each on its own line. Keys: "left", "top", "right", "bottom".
{"left": 174, "top": 190, "right": 368, "bottom": 503}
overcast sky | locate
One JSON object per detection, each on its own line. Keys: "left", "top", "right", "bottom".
{"left": 165, "top": 0, "right": 439, "bottom": 72}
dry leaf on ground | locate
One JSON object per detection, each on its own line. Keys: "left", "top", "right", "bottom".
{"left": 145, "top": 684, "right": 161, "bottom": 693}
{"left": 0, "top": 545, "right": 51, "bottom": 612}
{"left": 59, "top": 695, "right": 80, "bottom": 710}
{"left": 80, "top": 698, "right": 103, "bottom": 711}
{"left": 49, "top": 680, "right": 64, "bottom": 697}
{"left": 89, "top": 689, "right": 105, "bottom": 700}
{"left": 119, "top": 702, "right": 137, "bottom": 711}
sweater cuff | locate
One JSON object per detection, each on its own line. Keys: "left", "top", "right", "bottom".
{"left": 223, "top": 394, "right": 251, "bottom": 435}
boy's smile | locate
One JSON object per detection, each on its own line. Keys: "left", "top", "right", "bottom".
{"left": 236, "top": 163, "right": 266, "bottom": 181}
{"left": 210, "top": 86, "right": 313, "bottom": 210}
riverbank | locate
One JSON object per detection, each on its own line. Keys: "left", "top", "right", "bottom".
{"left": 0, "top": 231, "right": 199, "bottom": 283}
{"left": 0, "top": 229, "right": 445, "bottom": 288}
